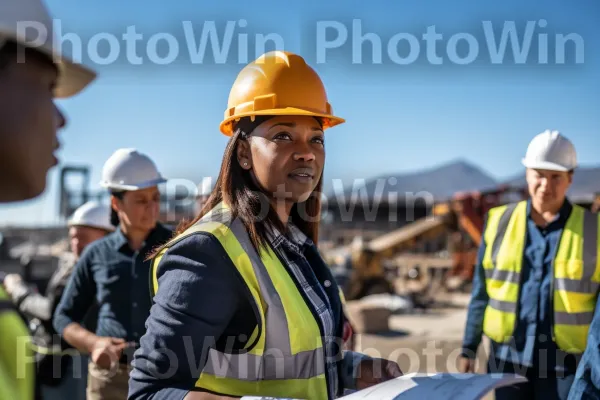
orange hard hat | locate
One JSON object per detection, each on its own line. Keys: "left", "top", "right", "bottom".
{"left": 219, "top": 50, "right": 345, "bottom": 136}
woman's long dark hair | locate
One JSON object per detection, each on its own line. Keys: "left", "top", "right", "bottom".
{"left": 151, "top": 117, "right": 324, "bottom": 257}
{"left": 109, "top": 190, "right": 125, "bottom": 226}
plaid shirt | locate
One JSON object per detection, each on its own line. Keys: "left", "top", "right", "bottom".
{"left": 267, "top": 224, "right": 339, "bottom": 399}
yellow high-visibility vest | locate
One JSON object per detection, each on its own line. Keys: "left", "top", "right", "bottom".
{"left": 151, "top": 202, "right": 330, "bottom": 399}
{"left": 482, "top": 200, "right": 600, "bottom": 354}
{"left": 0, "top": 286, "right": 34, "bottom": 400}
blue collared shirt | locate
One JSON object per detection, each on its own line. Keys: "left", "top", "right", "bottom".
{"left": 53, "top": 223, "right": 173, "bottom": 344}
{"left": 462, "top": 199, "right": 580, "bottom": 372}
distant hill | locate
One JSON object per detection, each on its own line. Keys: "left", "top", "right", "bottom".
{"left": 330, "top": 160, "right": 600, "bottom": 204}
{"left": 185, "top": 159, "right": 600, "bottom": 204}
{"left": 334, "top": 159, "right": 499, "bottom": 203}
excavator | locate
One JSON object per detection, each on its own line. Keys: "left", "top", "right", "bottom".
{"left": 330, "top": 185, "right": 529, "bottom": 302}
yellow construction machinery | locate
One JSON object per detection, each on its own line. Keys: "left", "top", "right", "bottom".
{"left": 329, "top": 185, "right": 529, "bottom": 302}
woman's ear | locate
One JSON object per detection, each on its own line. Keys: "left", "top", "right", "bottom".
{"left": 110, "top": 195, "right": 119, "bottom": 212}
{"left": 236, "top": 139, "right": 252, "bottom": 170}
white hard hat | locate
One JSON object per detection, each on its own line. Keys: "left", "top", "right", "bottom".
{"left": 67, "top": 201, "right": 115, "bottom": 232}
{"left": 521, "top": 130, "right": 577, "bottom": 172}
{"left": 198, "top": 177, "right": 214, "bottom": 197}
{"left": 100, "top": 148, "right": 167, "bottom": 191}
{"left": 0, "top": 0, "right": 95, "bottom": 98}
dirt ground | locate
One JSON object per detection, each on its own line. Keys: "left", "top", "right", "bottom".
{"left": 346, "top": 292, "right": 497, "bottom": 399}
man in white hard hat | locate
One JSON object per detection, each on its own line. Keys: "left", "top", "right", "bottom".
{"left": 3, "top": 202, "right": 113, "bottom": 399}
{"left": 0, "top": 0, "right": 96, "bottom": 398}
{"left": 458, "top": 130, "right": 600, "bottom": 400}
{"left": 53, "top": 149, "right": 173, "bottom": 400}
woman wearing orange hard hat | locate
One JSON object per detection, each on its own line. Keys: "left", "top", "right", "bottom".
{"left": 128, "top": 51, "right": 402, "bottom": 400}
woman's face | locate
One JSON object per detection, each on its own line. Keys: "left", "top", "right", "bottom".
{"left": 112, "top": 186, "right": 161, "bottom": 232}
{"left": 238, "top": 115, "right": 325, "bottom": 204}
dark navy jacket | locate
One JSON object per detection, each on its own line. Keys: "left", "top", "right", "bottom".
{"left": 127, "top": 231, "right": 366, "bottom": 400}
{"left": 53, "top": 224, "right": 173, "bottom": 347}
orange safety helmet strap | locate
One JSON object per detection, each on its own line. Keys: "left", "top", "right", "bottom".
{"left": 219, "top": 51, "right": 345, "bottom": 136}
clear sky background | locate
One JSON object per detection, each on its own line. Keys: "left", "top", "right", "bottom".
{"left": 1, "top": 0, "right": 599, "bottom": 226}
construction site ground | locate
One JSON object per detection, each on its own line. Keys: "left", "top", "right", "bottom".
{"left": 346, "top": 292, "right": 496, "bottom": 399}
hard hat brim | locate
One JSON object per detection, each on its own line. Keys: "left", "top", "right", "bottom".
{"left": 53, "top": 57, "right": 97, "bottom": 98}
{"left": 521, "top": 158, "right": 575, "bottom": 172}
{"left": 219, "top": 108, "right": 345, "bottom": 136}
{"left": 67, "top": 219, "right": 115, "bottom": 232}
{"left": 0, "top": 28, "right": 97, "bottom": 99}
{"left": 100, "top": 177, "right": 167, "bottom": 191}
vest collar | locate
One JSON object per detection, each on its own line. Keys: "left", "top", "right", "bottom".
{"left": 215, "top": 200, "right": 311, "bottom": 252}
{"left": 526, "top": 198, "right": 573, "bottom": 226}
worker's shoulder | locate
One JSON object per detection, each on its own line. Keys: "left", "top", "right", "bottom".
{"left": 77, "top": 230, "right": 121, "bottom": 258}
{"left": 152, "top": 230, "right": 239, "bottom": 286}
{"left": 159, "top": 210, "right": 236, "bottom": 253}
{"left": 487, "top": 200, "right": 526, "bottom": 214}
{"left": 56, "top": 251, "right": 78, "bottom": 273}
{"left": 163, "top": 228, "right": 220, "bottom": 249}
{"left": 156, "top": 227, "right": 231, "bottom": 265}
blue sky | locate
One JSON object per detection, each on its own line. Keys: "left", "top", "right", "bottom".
{"left": 1, "top": 0, "right": 599, "bottom": 226}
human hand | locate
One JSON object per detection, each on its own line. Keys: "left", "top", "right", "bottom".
{"left": 2, "top": 274, "right": 23, "bottom": 295}
{"left": 89, "top": 336, "right": 132, "bottom": 369}
{"left": 458, "top": 356, "right": 476, "bottom": 373}
{"left": 356, "top": 357, "right": 403, "bottom": 390}
{"left": 343, "top": 320, "right": 354, "bottom": 350}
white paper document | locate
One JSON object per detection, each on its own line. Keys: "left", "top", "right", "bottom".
{"left": 338, "top": 372, "right": 527, "bottom": 399}
{"left": 241, "top": 372, "right": 528, "bottom": 400}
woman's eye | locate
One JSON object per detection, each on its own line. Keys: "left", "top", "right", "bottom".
{"left": 313, "top": 137, "right": 325, "bottom": 145}
{"left": 273, "top": 132, "right": 292, "bottom": 140}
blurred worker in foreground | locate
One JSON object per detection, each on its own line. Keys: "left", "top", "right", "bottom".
{"left": 459, "top": 130, "right": 600, "bottom": 400}
{"left": 128, "top": 51, "right": 402, "bottom": 400}
{"left": 53, "top": 149, "right": 173, "bottom": 400}
{"left": 0, "top": 0, "right": 96, "bottom": 398}
{"left": 3, "top": 201, "right": 114, "bottom": 399}
{"left": 568, "top": 213, "right": 600, "bottom": 391}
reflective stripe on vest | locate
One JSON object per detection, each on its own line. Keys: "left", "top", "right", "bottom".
{"left": 151, "top": 203, "right": 329, "bottom": 399}
{"left": 482, "top": 201, "right": 600, "bottom": 353}
{"left": 0, "top": 299, "right": 14, "bottom": 314}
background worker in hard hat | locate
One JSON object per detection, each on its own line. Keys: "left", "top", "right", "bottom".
{"left": 0, "top": 0, "right": 96, "bottom": 398}
{"left": 53, "top": 148, "right": 173, "bottom": 400}
{"left": 129, "top": 51, "right": 401, "bottom": 400}
{"left": 458, "top": 130, "right": 600, "bottom": 400}
{"left": 3, "top": 201, "right": 114, "bottom": 399}
{"left": 195, "top": 176, "right": 214, "bottom": 214}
